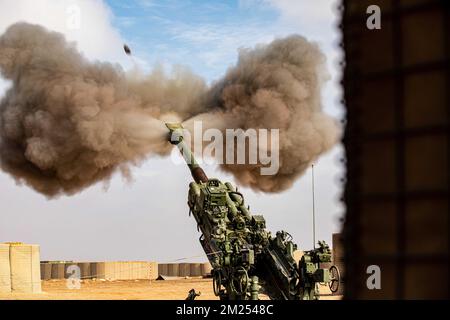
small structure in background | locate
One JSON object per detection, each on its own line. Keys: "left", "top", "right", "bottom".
{"left": 158, "top": 262, "right": 212, "bottom": 278}
{"left": 40, "top": 261, "right": 159, "bottom": 281}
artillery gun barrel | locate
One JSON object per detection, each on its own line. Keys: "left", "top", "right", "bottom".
{"left": 165, "top": 123, "right": 208, "bottom": 183}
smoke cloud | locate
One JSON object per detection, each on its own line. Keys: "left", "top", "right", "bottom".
{"left": 188, "top": 35, "right": 340, "bottom": 192}
{"left": 0, "top": 23, "right": 339, "bottom": 197}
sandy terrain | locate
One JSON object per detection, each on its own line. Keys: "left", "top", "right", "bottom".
{"left": 0, "top": 278, "right": 341, "bottom": 300}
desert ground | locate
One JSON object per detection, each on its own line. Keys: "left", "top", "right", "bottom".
{"left": 0, "top": 278, "right": 341, "bottom": 300}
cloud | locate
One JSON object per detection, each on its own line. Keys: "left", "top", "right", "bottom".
{"left": 0, "top": 0, "right": 127, "bottom": 64}
{"left": 155, "top": 0, "right": 343, "bottom": 110}
{"left": 116, "top": 16, "right": 138, "bottom": 28}
{"left": 267, "top": 0, "right": 337, "bottom": 22}
{"left": 136, "top": 0, "right": 158, "bottom": 8}
{"left": 241, "top": 0, "right": 340, "bottom": 34}
{"left": 264, "top": 0, "right": 344, "bottom": 119}
{"left": 168, "top": 21, "right": 276, "bottom": 68}
{"left": 0, "top": 78, "right": 11, "bottom": 99}
{"left": 0, "top": 0, "right": 135, "bottom": 100}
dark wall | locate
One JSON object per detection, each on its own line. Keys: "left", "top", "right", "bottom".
{"left": 342, "top": 0, "right": 449, "bottom": 299}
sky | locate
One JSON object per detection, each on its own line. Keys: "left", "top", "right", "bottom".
{"left": 0, "top": 0, "right": 344, "bottom": 262}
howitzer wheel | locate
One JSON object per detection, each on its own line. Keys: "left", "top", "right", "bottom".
{"left": 328, "top": 265, "right": 340, "bottom": 293}
{"left": 213, "top": 270, "right": 222, "bottom": 296}
{"left": 230, "top": 267, "right": 249, "bottom": 296}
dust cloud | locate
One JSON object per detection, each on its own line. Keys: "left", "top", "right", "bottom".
{"left": 0, "top": 23, "right": 339, "bottom": 196}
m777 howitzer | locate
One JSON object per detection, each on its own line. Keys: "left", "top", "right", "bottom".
{"left": 166, "top": 123, "right": 340, "bottom": 300}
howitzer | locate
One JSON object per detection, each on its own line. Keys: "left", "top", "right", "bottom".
{"left": 166, "top": 123, "right": 340, "bottom": 300}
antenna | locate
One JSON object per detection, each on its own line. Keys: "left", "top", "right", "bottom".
{"left": 312, "top": 163, "right": 316, "bottom": 250}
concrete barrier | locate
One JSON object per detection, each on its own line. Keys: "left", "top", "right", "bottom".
{"left": 201, "top": 262, "right": 212, "bottom": 276}
{"left": 148, "top": 262, "right": 158, "bottom": 280}
{"left": 64, "top": 263, "right": 79, "bottom": 280}
{"left": 190, "top": 263, "right": 201, "bottom": 277}
{"left": 140, "top": 262, "right": 148, "bottom": 279}
{"left": 39, "top": 261, "right": 158, "bottom": 281}
{"left": 90, "top": 262, "right": 105, "bottom": 279}
{"left": 168, "top": 264, "right": 179, "bottom": 277}
{"left": 9, "top": 243, "right": 41, "bottom": 293}
{"left": 97, "top": 262, "right": 114, "bottom": 280}
{"left": 51, "top": 263, "right": 66, "bottom": 279}
{"left": 131, "top": 262, "right": 139, "bottom": 280}
{"left": 77, "top": 262, "right": 91, "bottom": 280}
{"left": 0, "top": 244, "right": 11, "bottom": 293}
{"left": 40, "top": 263, "right": 52, "bottom": 280}
{"left": 179, "top": 263, "right": 190, "bottom": 277}
{"left": 84, "top": 261, "right": 158, "bottom": 280}
{"left": 158, "top": 263, "right": 168, "bottom": 276}
{"left": 157, "top": 263, "right": 210, "bottom": 277}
